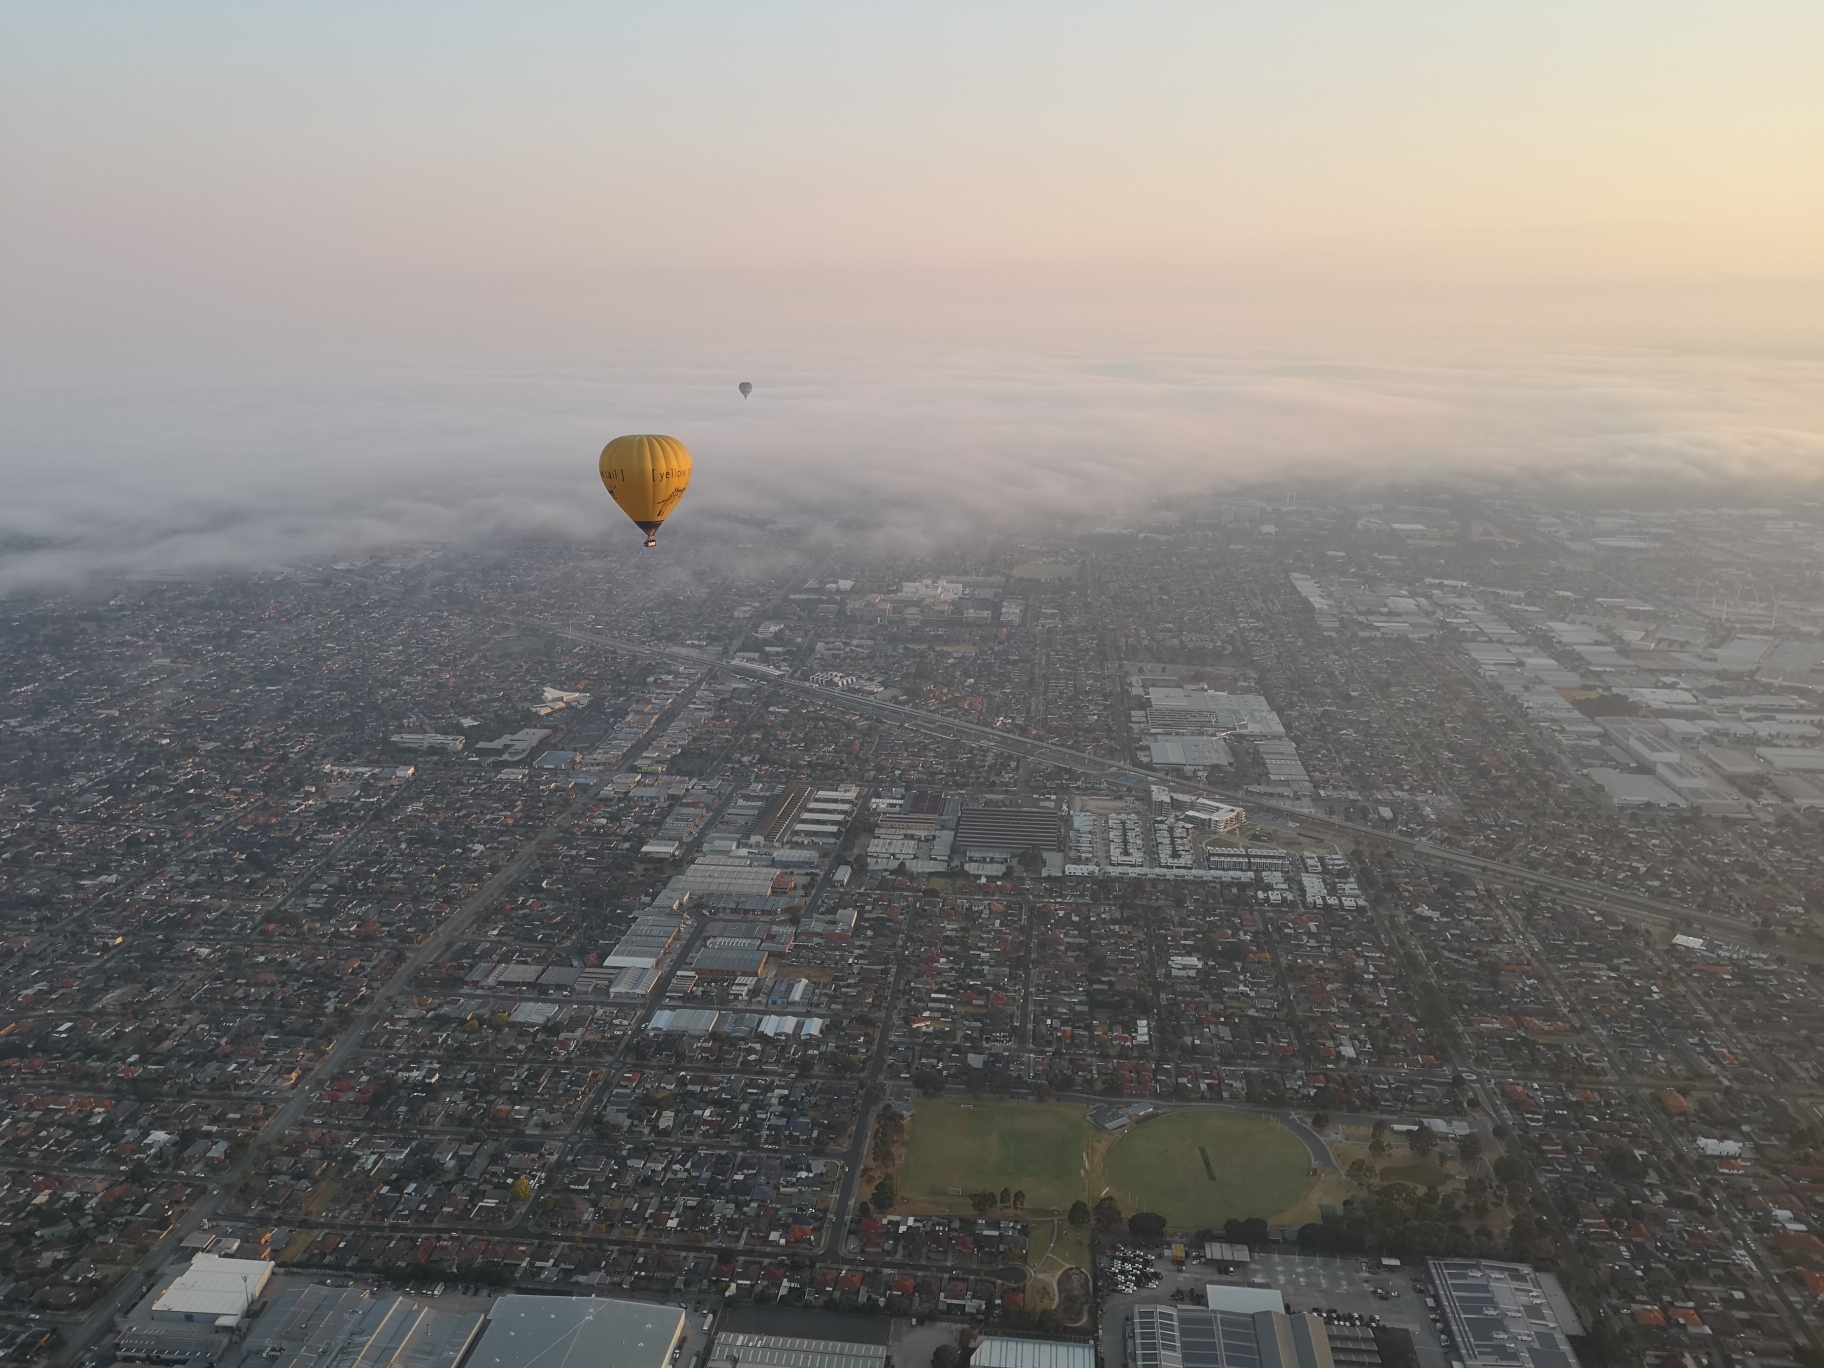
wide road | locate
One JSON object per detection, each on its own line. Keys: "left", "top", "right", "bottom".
{"left": 817, "top": 890, "right": 918, "bottom": 1260}
{"left": 542, "top": 622, "right": 1765, "bottom": 947}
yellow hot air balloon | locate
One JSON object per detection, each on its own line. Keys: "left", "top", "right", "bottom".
{"left": 598, "top": 434, "right": 693, "bottom": 547}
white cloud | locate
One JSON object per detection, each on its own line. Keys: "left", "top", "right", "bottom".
{"left": 3, "top": 339, "right": 1820, "bottom": 591}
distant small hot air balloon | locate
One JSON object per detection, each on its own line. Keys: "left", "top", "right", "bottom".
{"left": 598, "top": 434, "right": 693, "bottom": 547}
{"left": 738, "top": 381, "right": 753, "bottom": 398}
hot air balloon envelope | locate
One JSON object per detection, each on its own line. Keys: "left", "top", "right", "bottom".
{"left": 598, "top": 434, "right": 693, "bottom": 547}
{"left": 738, "top": 382, "right": 753, "bottom": 398}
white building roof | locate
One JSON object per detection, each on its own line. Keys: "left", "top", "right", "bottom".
{"left": 969, "top": 1337, "right": 1096, "bottom": 1368}
{"left": 152, "top": 1253, "right": 273, "bottom": 1322}
{"left": 1205, "top": 1284, "right": 1287, "bottom": 1314}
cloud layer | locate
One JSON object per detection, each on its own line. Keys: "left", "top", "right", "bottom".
{"left": 2, "top": 338, "right": 1821, "bottom": 592}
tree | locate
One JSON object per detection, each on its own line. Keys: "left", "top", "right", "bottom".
{"left": 1601, "top": 1148, "right": 1639, "bottom": 1181}
{"left": 933, "top": 1348, "right": 961, "bottom": 1368}
{"left": 511, "top": 1176, "right": 534, "bottom": 1201}
{"left": 1093, "top": 1196, "right": 1123, "bottom": 1229}
{"left": 1492, "top": 1154, "right": 1528, "bottom": 1186}
{"left": 1407, "top": 1126, "right": 1437, "bottom": 1157}
{"left": 1311, "top": 1111, "right": 1330, "bottom": 1132}
{"left": 1068, "top": 1201, "right": 1091, "bottom": 1227}
{"left": 1457, "top": 1134, "right": 1483, "bottom": 1166}
{"left": 912, "top": 1068, "right": 945, "bottom": 1097}
{"left": 1000, "top": 1186, "right": 1012, "bottom": 1208}
{"left": 872, "top": 1177, "right": 898, "bottom": 1212}
{"left": 1012, "top": 1190, "right": 1026, "bottom": 1210}
{"left": 1129, "top": 1212, "right": 1168, "bottom": 1240}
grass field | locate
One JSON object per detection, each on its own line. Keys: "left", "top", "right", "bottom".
{"left": 898, "top": 1100, "right": 1091, "bottom": 1214}
{"left": 1103, "top": 1111, "right": 1311, "bottom": 1228}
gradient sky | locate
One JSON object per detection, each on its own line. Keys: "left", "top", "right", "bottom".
{"left": 3, "top": 4, "right": 1822, "bottom": 583}
{"left": 8, "top": 2, "right": 1822, "bottom": 343}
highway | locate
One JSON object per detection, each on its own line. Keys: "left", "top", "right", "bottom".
{"left": 542, "top": 622, "right": 1767, "bottom": 949}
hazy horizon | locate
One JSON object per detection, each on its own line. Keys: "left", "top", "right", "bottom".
{"left": 5, "top": 3, "right": 1822, "bottom": 587}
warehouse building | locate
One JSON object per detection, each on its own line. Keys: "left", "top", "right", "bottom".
{"left": 239, "top": 1285, "right": 483, "bottom": 1368}
{"left": 657, "top": 852, "right": 805, "bottom": 913}
{"left": 954, "top": 806, "right": 1066, "bottom": 858}
{"left": 149, "top": 1254, "right": 273, "bottom": 1328}
{"left": 705, "top": 1331, "right": 887, "bottom": 1368}
{"left": 1146, "top": 736, "right": 1234, "bottom": 768}
{"left": 469, "top": 1295, "right": 686, "bottom": 1368}
{"left": 970, "top": 1336, "right": 1096, "bottom": 1368}
{"left": 1127, "top": 1305, "right": 1333, "bottom": 1368}
{"left": 604, "top": 915, "right": 686, "bottom": 969}
{"left": 1428, "top": 1260, "right": 1582, "bottom": 1368}
{"left": 692, "top": 944, "right": 772, "bottom": 977}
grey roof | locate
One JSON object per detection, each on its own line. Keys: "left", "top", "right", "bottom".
{"left": 969, "top": 1337, "right": 1096, "bottom": 1368}
{"left": 954, "top": 806, "right": 1066, "bottom": 853}
{"left": 1427, "top": 1260, "right": 1582, "bottom": 1368}
{"left": 470, "top": 1295, "right": 686, "bottom": 1368}
{"left": 242, "top": 1287, "right": 483, "bottom": 1368}
{"left": 705, "top": 1331, "right": 887, "bottom": 1368}
{"left": 694, "top": 945, "right": 771, "bottom": 974}
{"left": 1128, "top": 1306, "right": 1332, "bottom": 1368}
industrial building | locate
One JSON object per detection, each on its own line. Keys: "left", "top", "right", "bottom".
{"left": 704, "top": 1330, "right": 888, "bottom": 1368}
{"left": 149, "top": 1253, "right": 273, "bottom": 1327}
{"left": 468, "top": 1295, "right": 686, "bottom": 1368}
{"left": 969, "top": 1336, "right": 1096, "bottom": 1368}
{"left": 1127, "top": 1305, "right": 1334, "bottom": 1368}
{"left": 658, "top": 852, "right": 805, "bottom": 913}
{"left": 1585, "top": 768, "right": 1687, "bottom": 809}
{"left": 603, "top": 914, "right": 686, "bottom": 969}
{"left": 113, "top": 1325, "right": 231, "bottom": 1366}
{"left": 1205, "top": 1286, "right": 1286, "bottom": 1314}
{"left": 953, "top": 806, "right": 1066, "bottom": 858}
{"left": 240, "top": 1285, "right": 484, "bottom": 1368}
{"left": 1428, "top": 1260, "right": 1582, "bottom": 1368}
{"left": 473, "top": 728, "right": 552, "bottom": 762}
{"left": 1141, "top": 687, "right": 1286, "bottom": 737}
{"left": 1146, "top": 736, "right": 1234, "bottom": 768}
{"left": 692, "top": 943, "right": 772, "bottom": 977}
{"left": 1201, "top": 1242, "right": 1252, "bottom": 1265}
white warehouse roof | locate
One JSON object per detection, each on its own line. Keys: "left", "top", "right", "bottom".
{"left": 151, "top": 1253, "right": 274, "bottom": 1325}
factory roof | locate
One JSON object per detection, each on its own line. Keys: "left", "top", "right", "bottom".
{"left": 705, "top": 1332, "right": 888, "bottom": 1368}
{"left": 469, "top": 1295, "right": 686, "bottom": 1368}
{"left": 969, "top": 1337, "right": 1096, "bottom": 1368}
{"left": 150, "top": 1253, "right": 273, "bottom": 1323}
{"left": 954, "top": 806, "right": 1066, "bottom": 853}
{"left": 1428, "top": 1260, "right": 1581, "bottom": 1368}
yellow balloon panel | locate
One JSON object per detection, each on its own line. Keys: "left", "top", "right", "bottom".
{"left": 598, "top": 434, "right": 693, "bottom": 545}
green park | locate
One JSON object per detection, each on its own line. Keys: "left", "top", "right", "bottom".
{"left": 894, "top": 1099, "right": 1315, "bottom": 1231}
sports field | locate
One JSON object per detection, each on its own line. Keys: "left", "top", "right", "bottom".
{"left": 898, "top": 1100, "right": 1091, "bottom": 1214}
{"left": 1011, "top": 561, "right": 1078, "bottom": 581}
{"left": 1104, "top": 1110, "right": 1311, "bottom": 1228}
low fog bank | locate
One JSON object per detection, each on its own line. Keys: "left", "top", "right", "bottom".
{"left": 3, "top": 339, "right": 1821, "bottom": 594}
